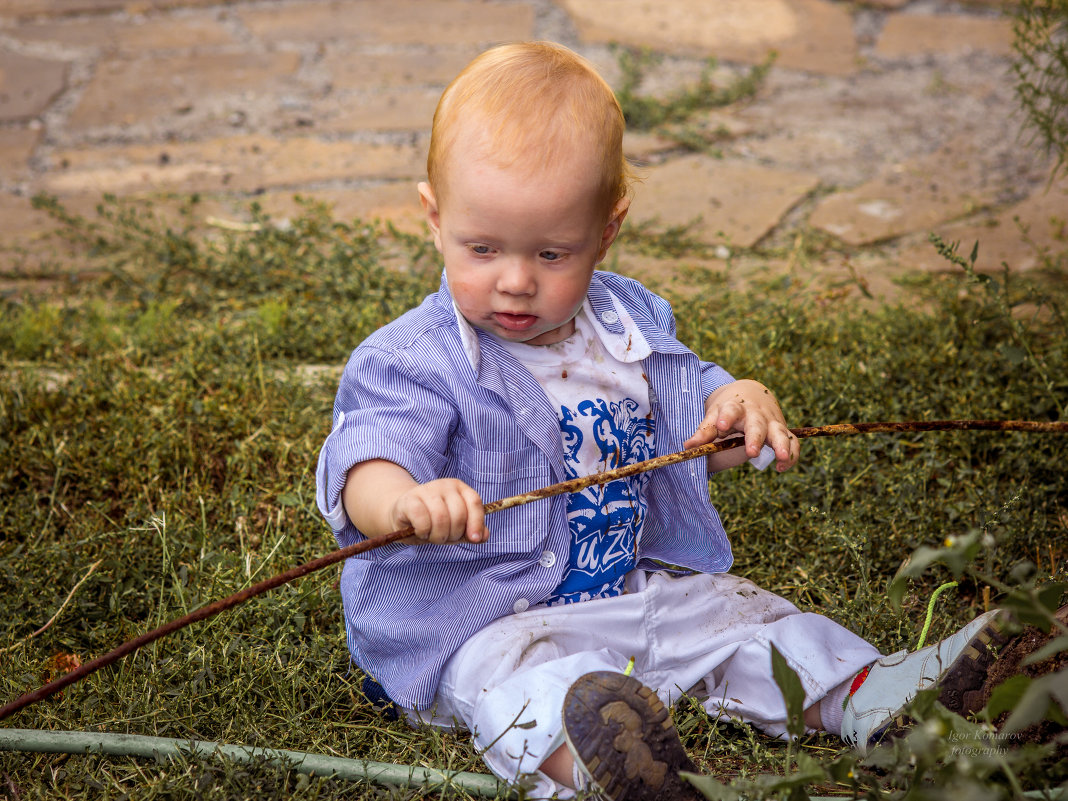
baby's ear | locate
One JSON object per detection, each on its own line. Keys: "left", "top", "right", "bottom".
{"left": 418, "top": 182, "right": 444, "bottom": 252}
{"left": 597, "top": 197, "right": 630, "bottom": 263}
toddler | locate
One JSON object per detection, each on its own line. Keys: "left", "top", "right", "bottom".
{"left": 316, "top": 41, "right": 1005, "bottom": 799}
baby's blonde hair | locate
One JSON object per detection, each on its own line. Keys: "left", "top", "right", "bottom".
{"left": 427, "top": 41, "right": 632, "bottom": 217}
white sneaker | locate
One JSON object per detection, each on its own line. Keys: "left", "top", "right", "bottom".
{"left": 841, "top": 609, "right": 1008, "bottom": 752}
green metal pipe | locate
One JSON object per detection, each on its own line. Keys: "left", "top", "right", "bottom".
{"left": 1, "top": 728, "right": 1063, "bottom": 799}
{"left": 0, "top": 728, "right": 510, "bottom": 797}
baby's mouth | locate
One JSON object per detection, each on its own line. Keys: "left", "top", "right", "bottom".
{"left": 493, "top": 312, "right": 538, "bottom": 331}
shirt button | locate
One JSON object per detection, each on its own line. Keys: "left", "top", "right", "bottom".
{"left": 539, "top": 550, "right": 556, "bottom": 568}
{"left": 513, "top": 599, "right": 529, "bottom": 614}
{"left": 600, "top": 310, "right": 619, "bottom": 325}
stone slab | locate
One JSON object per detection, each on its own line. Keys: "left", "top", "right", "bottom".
{"left": 560, "top": 0, "right": 859, "bottom": 76}
{"left": 622, "top": 130, "right": 679, "bottom": 163}
{"left": 318, "top": 88, "right": 442, "bottom": 133}
{"left": 898, "top": 176, "right": 1068, "bottom": 274}
{"left": 856, "top": 0, "right": 909, "bottom": 8}
{"left": 42, "top": 134, "right": 426, "bottom": 195}
{"left": 68, "top": 51, "right": 302, "bottom": 129}
{"left": 809, "top": 137, "right": 1004, "bottom": 245}
{"left": 1, "top": 0, "right": 219, "bottom": 18}
{"left": 0, "top": 49, "right": 68, "bottom": 122}
{"left": 241, "top": 0, "right": 534, "bottom": 45}
{"left": 0, "top": 127, "right": 42, "bottom": 178}
{"left": 630, "top": 153, "right": 820, "bottom": 248}
{"left": 11, "top": 13, "right": 236, "bottom": 51}
{"left": 876, "top": 14, "right": 1014, "bottom": 59}
{"left": 321, "top": 48, "right": 480, "bottom": 90}
{"left": 738, "top": 127, "right": 861, "bottom": 185}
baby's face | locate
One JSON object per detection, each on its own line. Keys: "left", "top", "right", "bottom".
{"left": 420, "top": 138, "right": 627, "bottom": 346}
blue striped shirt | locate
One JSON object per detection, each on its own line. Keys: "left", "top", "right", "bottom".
{"left": 315, "top": 270, "right": 736, "bottom": 709}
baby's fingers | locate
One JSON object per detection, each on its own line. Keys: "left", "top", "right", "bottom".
{"left": 767, "top": 424, "right": 801, "bottom": 471}
{"left": 456, "top": 483, "right": 488, "bottom": 544}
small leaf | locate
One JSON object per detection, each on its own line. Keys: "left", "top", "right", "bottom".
{"left": 1000, "top": 581, "right": 1068, "bottom": 629}
{"left": 999, "top": 344, "right": 1028, "bottom": 365}
{"left": 1036, "top": 582, "right": 1068, "bottom": 622}
{"left": 976, "top": 272, "right": 1000, "bottom": 294}
{"left": 681, "top": 773, "right": 741, "bottom": 801}
{"left": 827, "top": 753, "right": 859, "bottom": 784}
{"left": 771, "top": 643, "right": 807, "bottom": 739}
{"left": 514, "top": 719, "right": 537, "bottom": 729}
{"left": 1002, "top": 670, "right": 1068, "bottom": 733}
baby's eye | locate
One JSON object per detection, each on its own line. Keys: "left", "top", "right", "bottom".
{"left": 469, "top": 244, "right": 493, "bottom": 255}
{"left": 540, "top": 250, "right": 564, "bottom": 262}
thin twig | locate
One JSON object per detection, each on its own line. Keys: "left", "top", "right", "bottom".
{"left": 0, "top": 560, "right": 103, "bottom": 656}
{"left": 1, "top": 418, "right": 1065, "bottom": 722}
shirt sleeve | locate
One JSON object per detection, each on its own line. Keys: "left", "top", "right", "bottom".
{"left": 315, "top": 343, "right": 456, "bottom": 544}
{"left": 700, "top": 359, "right": 735, "bottom": 399}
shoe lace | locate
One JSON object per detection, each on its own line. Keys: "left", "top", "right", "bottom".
{"left": 915, "top": 580, "right": 958, "bottom": 650}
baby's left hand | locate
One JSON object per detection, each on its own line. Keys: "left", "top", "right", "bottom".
{"left": 683, "top": 379, "right": 800, "bottom": 472}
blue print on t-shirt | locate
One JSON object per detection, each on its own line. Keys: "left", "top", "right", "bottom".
{"left": 543, "top": 397, "right": 655, "bottom": 606}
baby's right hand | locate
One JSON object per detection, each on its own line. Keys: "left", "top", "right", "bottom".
{"left": 391, "top": 479, "right": 488, "bottom": 545}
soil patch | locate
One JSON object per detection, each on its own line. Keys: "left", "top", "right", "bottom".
{"left": 976, "top": 604, "right": 1068, "bottom": 750}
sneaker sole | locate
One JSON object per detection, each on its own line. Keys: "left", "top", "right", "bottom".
{"left": 939, "top": 603, "right": 1068, "bottom": 719}
{"left": 936, "top": 608, "right": 1014, "bottom": 717}
{"left": 562, "top": 671, "right": 701, "bottom": 801}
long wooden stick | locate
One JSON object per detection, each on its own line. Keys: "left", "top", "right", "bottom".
{"left": 2, "top": 418, "right": 1065, "bottom": 722}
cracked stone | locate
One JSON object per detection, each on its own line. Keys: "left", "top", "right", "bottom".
{"left": 0, "top": 49, "right": 68, "bottom": 122}
{"left": 0, "top": 127, "right": 42, "bottom": 178}
{"left": 898, "top": 175, "right": 1068, "bottom": 274}
{"left": 240, "top": 0, "right": 533, "bottom": 45}
{"left": 68, "top": 51, "right": 301, "bottom": 129}
{"left": 630, "top": 154, "right": 819, "bottom": 248}
{"left": 42, "top": 135, "right": 425, "bottom": 195}
{"left": 876, "top": 14, "right": 1014, "bottom": 59}
{"left": 319, "top": 88, "right": 442, "bottom": 133}
{"left": 2, "top": 0, "right": 219, "bottom": 17}
{"left": 322, "top": 48, "right": 480, "bottom": 90}
{"left": 560, "top": 0, "right": 858, "bottom": 76}
{"left": 809, "top": 137, "right": 1004, "bottom": 245}
{"left": 11, "top": 13, "right": 235, "bottom": 51}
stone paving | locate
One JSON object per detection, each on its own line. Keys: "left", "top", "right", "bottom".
{"left": 1, "top": 0, "right": 1064, "bottom": 299}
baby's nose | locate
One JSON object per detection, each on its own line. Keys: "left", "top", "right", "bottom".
{"left": 496, "top": 258, "right": 537, "bottom": 294}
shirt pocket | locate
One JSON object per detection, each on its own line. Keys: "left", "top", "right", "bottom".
{"left": 452, "top": 440, "right": 554, "bottom": 554}
{"left": 456, "top": 440, "right": 550, "bottom": 488}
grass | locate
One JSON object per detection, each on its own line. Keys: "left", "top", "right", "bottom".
{"left": 0, "top": 194, "right": 1066, "bottom": 799}
{"left": 612, "top": 45, "right": 775, "bottom": 153}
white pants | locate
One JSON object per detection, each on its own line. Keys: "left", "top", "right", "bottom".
{"left": 407, "top": 571, "right": 880, "bottom": 797}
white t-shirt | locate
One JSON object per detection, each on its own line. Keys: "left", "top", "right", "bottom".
{"left": 498, "top": 308, "right": 657, "bottom": 605}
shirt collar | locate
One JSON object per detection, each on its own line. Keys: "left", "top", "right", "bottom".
{"left": 445, "top": 271, "right": 652, "bottom": 373}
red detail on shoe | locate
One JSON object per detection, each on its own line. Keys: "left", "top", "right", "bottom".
{"left": 843, "top": 666, "right": 872, "bottom": 710}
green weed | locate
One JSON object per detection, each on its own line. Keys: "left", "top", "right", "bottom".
{"left": 613, "top": 45, "right": 775, "bottom": 136}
